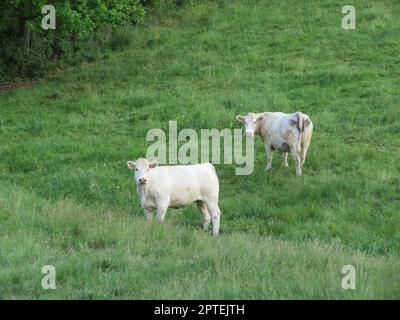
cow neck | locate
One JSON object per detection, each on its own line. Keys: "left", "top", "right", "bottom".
{"left": 136, "top": 182, "right": 149, "bottom": 205}
{"left": 254, "top": 113, "right": 263, "bottom": 135}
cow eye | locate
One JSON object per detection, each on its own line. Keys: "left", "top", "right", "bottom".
{"left": 135, "top": 169, "right": 138, "bottom": 172}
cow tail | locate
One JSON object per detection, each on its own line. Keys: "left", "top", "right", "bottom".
{"left": 296, "top": 112, "right": 303, "bottom": 154}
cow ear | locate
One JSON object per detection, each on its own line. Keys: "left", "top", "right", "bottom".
{"left": 149, "top": 160, "right": 159, "bottom": 169}
{"left": 127, "top": 161, "right": 136, "bottom": 169}
{"left": 236, "top": 115, "right": 245, "bottom": 123}
{"left": 256, "top": 114, "right": 264, "bottom": 122}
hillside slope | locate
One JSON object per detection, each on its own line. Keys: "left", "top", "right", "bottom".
{"left": 1, "top": 182, "right": 399, "bottom": 299}
{"left": 0, "top": 0, "right": 399, "bottom": 298}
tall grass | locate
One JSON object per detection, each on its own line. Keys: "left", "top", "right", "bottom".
{"left": 1, "top": 183, "right": 399, "bottom": 299}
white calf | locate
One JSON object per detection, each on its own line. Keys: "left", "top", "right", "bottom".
{"left": 236, "top": 111, "right": 313, "bottom": 176}
{"left": 127, "top": 158, "right": 221, "bottom": 235}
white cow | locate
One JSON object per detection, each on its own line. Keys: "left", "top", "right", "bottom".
{"left": 236, "top": 111, "right": 313, "bottom": 176}
{"left": 127, "top": 158, "right": 221, "bottom": 235}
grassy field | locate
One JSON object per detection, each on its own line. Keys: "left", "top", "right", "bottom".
{"left": 1, "top": 0, "right": 399, "bottom": 299}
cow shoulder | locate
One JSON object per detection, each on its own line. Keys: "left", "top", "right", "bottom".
{"left": 257, "top": 112, "right": 271, "bottom": 137}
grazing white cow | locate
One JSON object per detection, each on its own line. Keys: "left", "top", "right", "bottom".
{"left": 127, "top": 158, "right": 221, "bottom": 235}
{"left": 236, "top": 111, "right": 313, "bottom": 176}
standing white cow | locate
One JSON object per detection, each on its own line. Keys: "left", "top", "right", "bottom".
{"left": 236, "top": 111, "right": 313, "bottom": 176}
{"left": 127, "top": 158, "right": 221, "bottom": 235}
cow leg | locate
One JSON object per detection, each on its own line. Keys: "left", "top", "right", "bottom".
{"left": 264, "top": 143, "right": 273, "bottom": 171}
{"left": 290, "top": 148, "right": 302, "bottom": 176}
{"left": 283, "top": 152, "right": 289, "bottom": 167}
{"left": 144, "top": 207, "right": 153, "bottom": 222}
{"left": 300, "top": 153, "right": 305, "bottom": 168}
{"left": 156, "top": 201, "right": 169, "bottom": 222}
{"left": 196, "top": 200, "right": 211, "bottom": 230}
{"left": 205, "top": 202, "right": 221, "bottom": 236}
{"left": 300, "top": 145, "right": 309, "bottom": 168}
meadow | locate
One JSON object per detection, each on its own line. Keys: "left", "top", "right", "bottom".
{"left": 0, "top": 0, "right": 399, "bottom": 299}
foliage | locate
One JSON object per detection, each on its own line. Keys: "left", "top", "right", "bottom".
{"left": 0, "top": 0, "right": 146, "bottom": 80}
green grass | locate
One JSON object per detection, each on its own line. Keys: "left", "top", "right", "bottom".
{"left": 1, "top": 182, "right": 399, "bottom": 299}
{"left": 1, "top": 0, "right": 400, "bottom": 299}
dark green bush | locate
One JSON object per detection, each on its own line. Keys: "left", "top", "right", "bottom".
{"left": 141, "top": 0, "right": 194, "bottom": 9}
{"left": 0, "top": 0, "right": 204, "bottom": 81}
{"left": 0, "top": 0, "right": 145, "bottom": 81}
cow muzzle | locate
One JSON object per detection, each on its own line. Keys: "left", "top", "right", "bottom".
{"left": 138, "top": 178, "right": 147, "bottom": 185}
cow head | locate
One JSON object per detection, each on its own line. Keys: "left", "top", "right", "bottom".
{"left": 127, "top": 158, "right": 159, "bottom": 186}
{"left": 235, "top": 112, "right": 263, "bottom": 137}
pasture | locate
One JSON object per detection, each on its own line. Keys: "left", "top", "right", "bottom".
{"left": 0, "top": 0, "right": 399, "bottom": 299}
